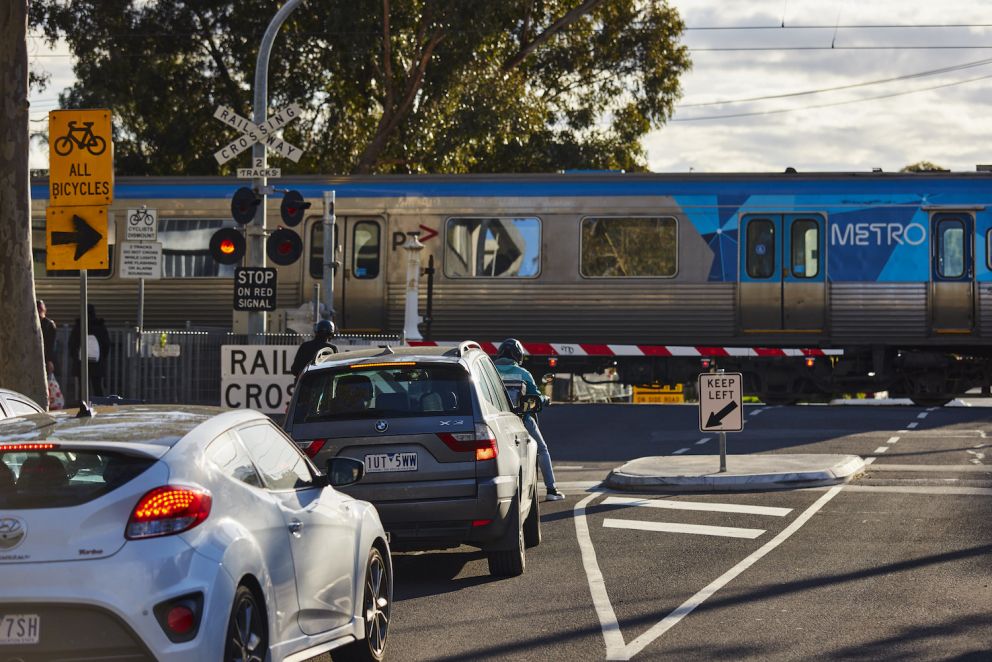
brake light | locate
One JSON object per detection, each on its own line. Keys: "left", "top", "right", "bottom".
{"left": 126, "top": 486, "right": 211, "bottom": 540}
{"left": 167, "top": 605, "right": 195, "bottom": 634}
{"left": 0, "top": 443, "right": 58, "bottom": 452}
{"left": 298, "top": 438, "right": 327, "bottom": 459}
{"left": 437, "top": 423, "right": 498, "bottom": 461}
{"left": 472, "top": 519, "right": 493, "bottom": 527}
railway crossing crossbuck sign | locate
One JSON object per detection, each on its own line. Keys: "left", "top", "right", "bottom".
{"left": 213, "top": 104, "right": 304, "bottom": 166}
{"left": 698, "top": 372, "right": 744, "bottom": 433}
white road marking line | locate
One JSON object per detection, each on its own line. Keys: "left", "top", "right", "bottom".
{"left": 554, "top": 465, "right": 586, "bottom": 470}
{"left": 603, "top": 518, "right": 766, "bottom": 539}
{"left": 843, "top": 484, "right": 992, "bottom": 496}
{"left": 873, "top": 446, "right": 889, "bottom": 454}
{"left": 695, "top": 437, "right": 710, "bottom": 446}
{"left": 917, "top": 412, "right": 929, "bottom": 419}
{"left": 603, "top": 496, "right": 792, "bottom": 517}
{"left": 867, "top": 464, "right": 992, "bottom": 472}
{"left": 863, "top": 457, "right": 877, "bottom": 466}
{"left": 886, "top": 436, "right": 900, "bottom": 445}
{"left": 748, "top": 408, "right": 764, "bottom": 416}
{"left": 926, "top": 407, "right": 938, "bottom": 412}
{"left": 907, "top": 422, "right": 919, "bottom": 429}
{"left": 672, "top": 448, "right": 690, "bottom": 455}
{"left": 584, "top": 484, "right": 848, "bottom": 661}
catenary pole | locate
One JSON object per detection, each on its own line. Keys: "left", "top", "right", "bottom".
{"left": 249, "top": 0, "right": 305, "bottom": 336}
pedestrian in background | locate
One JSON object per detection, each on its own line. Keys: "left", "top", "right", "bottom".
{"left": 69, "top": 304, "right": 111, "bottom": 398}
{"left": 291, "top": 320, "right": 338, "bottom": 379}
{"left": 37, "top": 300, "right": 57, "bottom": 377}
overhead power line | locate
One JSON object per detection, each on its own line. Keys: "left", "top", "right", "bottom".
{"left": 685, "top": 23, "right": 992, "bottom": 30}
{"left": 672, "top": 71, "right": 992, "bottom": 122}
{"left": 680, "top": 56, "right": 992, "bottom": 107}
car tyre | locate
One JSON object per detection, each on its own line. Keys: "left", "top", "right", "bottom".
{"left": 225, "top": 585, "right": 268, "bottom": 662}
{"left": 335, "top": 547, "right": 391, "bottom": 662}
{"left": 487, "top": 496, "right": 525, "bottom": 577}
{"left": 523, "top": 469, "right": 541, "bottom": 548}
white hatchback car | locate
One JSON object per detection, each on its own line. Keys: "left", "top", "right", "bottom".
{"left": 0, "top": 405, "right": 391, "bottom": 662}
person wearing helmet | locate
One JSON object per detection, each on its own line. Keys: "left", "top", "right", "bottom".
{"left": 494, "top": 338, "right": 564, "bottom": 501}
{"left": 291, "top": 319, "right": 338, "bottom": 378}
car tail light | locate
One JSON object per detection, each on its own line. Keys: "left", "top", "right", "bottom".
{"left": 153, "top": 593, "right": 203, "bottom": 643}
{"left": 437, "top": 423, "right": 499, "bottom": 461}
{"left": 298, "top": 438, "right": 327, "bottom": 459}
{"left": 126, "top": 486, "right": 211, "bottom": 540}
{"left": 472, "top": 519, "right": 493, "bottom": 527}
{"left": 0, "top": 443, "right": 58, "bottom": 452}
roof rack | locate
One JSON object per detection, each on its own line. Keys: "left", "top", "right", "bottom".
{"left": 443, "top": 340, "right": 482, "bottom": 358}
{"left": 311, "top": 347, "right": 338, "bottom": 365}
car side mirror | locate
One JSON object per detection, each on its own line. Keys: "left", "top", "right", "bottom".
{"left": 541, "top": 373, "right": 555, "bottom": 385}
{"left": 324, "top": 457, "right": 365, "bottom": 487}
{"left": 514, "top": 393, "right": 543, "bottom": 415}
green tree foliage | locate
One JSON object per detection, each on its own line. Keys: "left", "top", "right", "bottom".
{"left": 30, "top": 0, "right": 690, "bottom": 175}
{"left": 900, "top": 161, "right": 948, "bottom": 172}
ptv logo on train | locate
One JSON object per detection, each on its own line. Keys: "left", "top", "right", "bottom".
{"left": 221, "top": 345, "right": 295, "bottom": 414}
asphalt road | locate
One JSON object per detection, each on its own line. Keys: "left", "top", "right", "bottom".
{"left": 381, "top": 402, "right": 992, "bottom": 662}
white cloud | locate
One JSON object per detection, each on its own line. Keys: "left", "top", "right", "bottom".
{"left": 650, "top": 0, "right": 992, "bottom": 172}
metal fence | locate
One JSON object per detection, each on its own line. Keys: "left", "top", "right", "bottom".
{"left": 52, "top": 327, "right": 401, "bottom": 407}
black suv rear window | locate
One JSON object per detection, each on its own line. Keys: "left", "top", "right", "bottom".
{"left": 0, "top": 449, "right": 154, "bottom": 509}
{"left": 293, "top": 363, "right": 473, "bottom": 423}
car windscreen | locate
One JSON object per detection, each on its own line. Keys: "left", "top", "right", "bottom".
{"left": 293, "top": 363, "right": 474, "bottom": 423}
{"left": 0, "top": 449, "right": 154, "bottom": 509}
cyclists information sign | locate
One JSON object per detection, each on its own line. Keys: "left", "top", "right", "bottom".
{"left": 48, "top": 109, "right": 114, "bottom": 207}
{"left": 125, "top": 208, "right": 157, "bottom": 241}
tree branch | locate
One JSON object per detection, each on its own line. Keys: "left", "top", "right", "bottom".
{"left": 190, "top": 9, "right": 242, "bottom": 105}
{"left": 382, "top": 0, "right": 394, "bottom": 111}
{"left": 355, "top": 28, "right": 446, "bottom": 173}
{"left": 502, "top": 0, "right": 607, "bottom": 73}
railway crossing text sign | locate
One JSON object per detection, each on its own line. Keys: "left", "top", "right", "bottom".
{"left": 213, "top": 104, "right": 304, "bottom": 167}
{"left": 49, "top": 109, "right": 113, "bottom": 207}
{"left": 698, "top": 372, "right": 744, "bottom": 433}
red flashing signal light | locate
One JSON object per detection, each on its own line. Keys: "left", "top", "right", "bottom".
{"left": 209, "top": 228, "right": 245, "bottom": 265}
{"left": 266, "top": 228, "right": 303, "bottom": 266}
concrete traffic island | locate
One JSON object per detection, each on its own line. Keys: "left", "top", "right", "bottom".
{"left": 606, "top": 454, "right": 867, "bottom": 492}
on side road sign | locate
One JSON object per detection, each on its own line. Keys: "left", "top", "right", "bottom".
{"left": 698, "top": 372, "right": 743, "bottom": 432}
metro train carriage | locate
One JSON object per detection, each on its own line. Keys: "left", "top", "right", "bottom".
{"left": 29, "top": 171, "right": 992, "bottom": 404}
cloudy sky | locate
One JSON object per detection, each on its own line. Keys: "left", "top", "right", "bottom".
{"left": 27, "top": 0, "right": 992, "bottom": 174}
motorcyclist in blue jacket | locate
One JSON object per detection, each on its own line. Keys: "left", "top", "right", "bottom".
{"left": 494, "top": 338, "right": 564, "bottom": 501}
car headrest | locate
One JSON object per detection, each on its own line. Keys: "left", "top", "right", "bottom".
{"left": 17, "top": 454, "right": 68, "bottom": 491}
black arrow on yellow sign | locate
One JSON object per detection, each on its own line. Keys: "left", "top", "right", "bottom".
{"left": 52, "top": 214, "right": 103, "bottom": 260}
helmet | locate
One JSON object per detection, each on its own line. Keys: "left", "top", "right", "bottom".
{"left": 496, "top": 338, "right": 524, "bottom": 364}
{"left": 314, "top": 319, "right": 335, "bottom": 336}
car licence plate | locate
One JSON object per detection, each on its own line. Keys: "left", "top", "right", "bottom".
{"left": 0, "top": 614, "right": 40, "bottom": 645}
{"left": 365, "top": 452, "right": 418, "bottom": 473}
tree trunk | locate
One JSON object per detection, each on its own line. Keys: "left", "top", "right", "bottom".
{"left": 0, "top": 0, "right": 47, "bottom": 408}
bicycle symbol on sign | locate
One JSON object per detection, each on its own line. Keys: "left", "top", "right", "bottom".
{"left": 129, "top": 208, "right": 155, "bottom": 227}
{"left": 53, "top": 121, "right": 107, "bottom": 157}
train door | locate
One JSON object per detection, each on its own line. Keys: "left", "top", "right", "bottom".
{"left": 930, "top": 212, "right": 974, "bottom": 332}
{"left": 739, "top": 214, "right": 825, "bottom": 331}
{"left": 307, "top": 216, "right": 385, "bottom": 331}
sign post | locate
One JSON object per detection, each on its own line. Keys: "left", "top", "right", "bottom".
{"left": 49, "top": 109, "right": 114, "bottom": 413}
{"left": 698, "top": 371, "right": 744, "bottom": 472}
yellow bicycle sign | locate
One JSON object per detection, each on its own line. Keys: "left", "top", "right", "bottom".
{"left": 48, "top": 109, "right": 114, "bottom": 207}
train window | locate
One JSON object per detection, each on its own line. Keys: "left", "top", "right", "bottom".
{"left": 445, "top": 218, "right": 541, "bottom": 278}
{"left": 32, "top": 219, "right": 115, "bottom": 279}
{"left": 159, "top": 218, "right": 237, "bottom": 278}
{"left": 352, "top": 222, "right": 380, "bottom": 279}
{"left": 746, "top": 219, "right": 775, "bottom": 279}
{"left": 790, "top": 220, "right": 819, "bottom": 278}
{"left": 580, "top": 217, "right": 677, "bottom": 278}
{"left": 937, "top": 219, "right": 965, "bottom": 278}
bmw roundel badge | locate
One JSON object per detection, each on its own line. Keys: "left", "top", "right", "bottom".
{"left": 375, "top": 420, "right": 388, "bottom": 433}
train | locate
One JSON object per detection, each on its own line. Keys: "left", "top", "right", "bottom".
{"left": 30, "top": 170, "right": 992, "bottom": 405}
